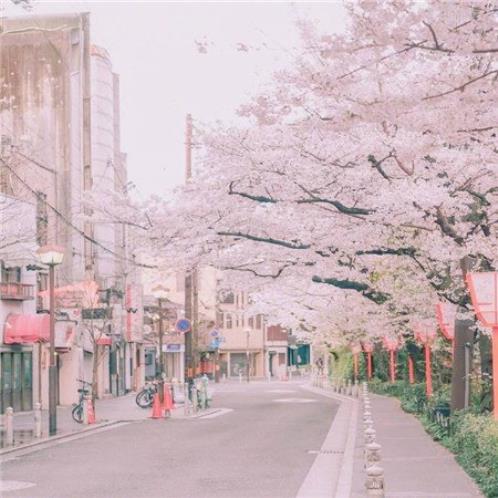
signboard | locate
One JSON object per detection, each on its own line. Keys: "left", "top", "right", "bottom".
{"left": 82, "top": 308, "right": 112, "bottom": 320}
{"left": 209, "top": 335, "right": 225, "bottom": 350}
{"left": 162, "top": 344, "right": 185, "bottom": 353}
{"left": 175, "top": 318, "right": 191, "bottom": 333}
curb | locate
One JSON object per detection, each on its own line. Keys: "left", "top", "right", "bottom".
{"left": 298, "top": 384, "right": 358, "bottom": 498}
{"left": 0, "top": 420, "right": 126, "bottom": 458}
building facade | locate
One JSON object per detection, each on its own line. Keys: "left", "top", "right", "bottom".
{"left": 0, "top": 13, "right": 143, "bottom": 412}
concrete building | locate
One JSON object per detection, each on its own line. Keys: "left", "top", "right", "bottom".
{"left": 217, "top": 291, "right": 266, "bottom": 379}
{"left": 0, "top": 13, "right": 143, "bottom": 413}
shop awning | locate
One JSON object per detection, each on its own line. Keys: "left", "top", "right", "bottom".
{"left": 3, "top": 313, "right": 50, "bottom": 344}
{"left": 96, "top": 335, "right": 112, "bottom": 346}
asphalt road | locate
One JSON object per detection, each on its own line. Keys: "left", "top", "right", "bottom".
{"left": 1, "top": 381, "right": 338, "bottom": 498}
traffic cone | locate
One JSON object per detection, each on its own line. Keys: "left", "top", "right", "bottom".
{"left": 150, "top": 393, "right": 163, "bottom": 419}
{"left": 163, "top": 385, "right": 174, "bottom": 416}
{"left": 87, "top": 398, "right": 96, "bottom": 424}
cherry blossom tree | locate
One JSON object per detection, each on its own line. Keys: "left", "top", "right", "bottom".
{"left": 149, "top": 0, "right": 498, "bottom": 349}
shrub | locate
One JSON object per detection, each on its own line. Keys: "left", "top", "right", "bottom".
{"left": 370, "top": 380, "right": 498, "bottom": 497}
{"left": 446, "top": 413, "right": 498, "bottom": 497}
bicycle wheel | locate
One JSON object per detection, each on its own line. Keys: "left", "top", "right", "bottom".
{"left": 72, "top": 403, "right": 83, "bottom": 423}
{"left": 135, "top": 390, "right": 153, "bottom": 408}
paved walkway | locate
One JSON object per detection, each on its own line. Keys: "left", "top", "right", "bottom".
{"left": 350, "top": 393, "right": 484, "bottom": 498}
{"left": 0, "top": 389, "right": 221, "bottom": 450}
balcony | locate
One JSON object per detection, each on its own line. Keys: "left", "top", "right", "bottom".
{"left": 0, "top": 282, "right": 35, "bottom": 301}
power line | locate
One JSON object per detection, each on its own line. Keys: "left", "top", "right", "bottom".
{"left": 0, "top": 157, "right": 155, "bottom": 269}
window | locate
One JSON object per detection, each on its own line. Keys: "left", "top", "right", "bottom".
{"left": 225, "top": 313, "right": 232, "bottom": 329}
{"left": 235, "top": 314, "right": 239, "bottom": 328}
{"left": 216, "top": 311, "right": 224, "bottom": 328}
{"left": 256, "top": 315, "right": 262, "bottom": 329}
{"left": 1, "top": 262, "right": 21, "bottom": 283}
{"left": 219, "top": 291, "right": 234, "bottom": 304}
{"left": 248, "top": 316, "right": 254, "bottom": 328}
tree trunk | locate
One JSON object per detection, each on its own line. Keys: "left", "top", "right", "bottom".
{"left": 451, "top": 318, "right": 474, "bottom": 410}
{"left": 92, "top": 343, "right": 100, "bottom": 403}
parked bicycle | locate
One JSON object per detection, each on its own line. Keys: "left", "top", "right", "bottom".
{"left": 135, "top": 381, "right": 157, "bottom": 408}
{"left": 72, "top": 379, "right": 93, "bottom": 423}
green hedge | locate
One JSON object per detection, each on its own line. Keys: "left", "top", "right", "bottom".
{"left": 369, "top": 380, "right": 498, "bottom": 497}
{"left": 444, "top": 413, "right": 498, "bottom": 497}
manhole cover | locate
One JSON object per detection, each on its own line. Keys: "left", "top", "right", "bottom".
{"left": 307, "top": 449, "right": 344, "bottom": 455}
{"left": 273, "top": 398, "right": 316, "bottom": 403}
{"left": 0, "top": 481, "right": 36, "bottom": 492}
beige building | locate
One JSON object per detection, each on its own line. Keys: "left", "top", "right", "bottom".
{"left": 216, "top": 291, "right": 267, "bottom": 379}
{"left": 0, "top": 13, "right": 143, "bottom": 413}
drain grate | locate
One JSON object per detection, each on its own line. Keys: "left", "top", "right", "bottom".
{"left": 307, "top": 449, "right": 343, "bottom": 455}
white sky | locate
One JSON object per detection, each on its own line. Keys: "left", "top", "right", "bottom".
{"left": 3, "top": 1, "right": 345, "bottom": 199}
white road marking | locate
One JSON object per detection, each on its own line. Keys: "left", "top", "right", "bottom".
{"left": 273, "top": 397, "right": 317, "bottom": 403}
{"left": 1, "top": 480, "right": 36, "bottom": 492}
{"left": 267, "top": 389, "right": 297, "bottom": 394}
{"left": 296, "top": 386, "right": 358, "bottom": 498}
{"left": 196, "top": 408, "right": 233, "bottom": 419}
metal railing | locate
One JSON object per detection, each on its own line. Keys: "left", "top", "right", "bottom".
{"left": 0, "top": 282, "right": 34, "bottom": 300}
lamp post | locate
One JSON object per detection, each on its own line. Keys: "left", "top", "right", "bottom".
{"left": 362, "top": 341, "right": 374, "bottom": 380}
{"left": 465, "top": 271, "right": 498, "bottom": 419}
{"left": 436, "top": 302, "right": 457, "bottom": 355}
{"left": 245, "top": 328, "right": 251, "bottom": 382}
{"left": 37, "top": 245, "right": 64, "bottom": 436}
{"left": 414, "top": 324, "right": 436, "bottom": 398}
{"left": 383, "top": 336, "right": 399, "bottom": 383}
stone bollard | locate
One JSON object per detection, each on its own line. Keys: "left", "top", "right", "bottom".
{"left": 192, "top": 386, "right": 198, "bottom": 414}
{"left": 5, "top": 407, "right": 14, "bottom": 447}
{"left": 364, "top": 426, "right": 376, "bottom": 444}
{"left": 184, "top": 383, "right": 190, "bottom": 416}
{"left": 83, "top": 396, "right": 89, "bottom": 425}
{"left": 34, "top": 402, "right": 42, "bottom": 438}
{"left": 365, "top": 464, "right": 385, "bottom": 497}
{"left": 365, "top": 441, "right": 382, "bottom": 467}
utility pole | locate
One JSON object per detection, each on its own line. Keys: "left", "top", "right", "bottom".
{"left": 184, "top": 114, "right": 197, "bottom": 386}
{"left": 157, "top": 298, "right": 165, "bottom": 403}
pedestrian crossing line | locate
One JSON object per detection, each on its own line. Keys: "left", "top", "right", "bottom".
{"left": 195, "top": 408, "right": 234, "bottom": 419}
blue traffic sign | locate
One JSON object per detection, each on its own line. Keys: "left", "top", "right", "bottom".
{"left": 175, "top": 318, "right": 191, "bottom": 333}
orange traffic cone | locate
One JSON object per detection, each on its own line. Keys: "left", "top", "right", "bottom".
{"left": 163, "top": 385, "right": 174, "bottom": 416}
{"left": 87, "top": 398, "right": 96, "bottom": 424}
{"left": 150, "top": 393, "right": 163, "bottom": 419}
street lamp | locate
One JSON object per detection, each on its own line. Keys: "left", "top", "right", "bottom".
{"left": 436, "top": 302, "right": 456, "bottom": 344}
{"left": 37, "top": 245, "right": 64, "bottom": 436}
{"left": 382, "top": 336, "right": 399, "bottom": 383}
{"left": 245, "top": 328, "right": 251, "bottom": 382}
{"left": 362, "top": 341, "right": 374, "bottom": 380}
{"left": 465, "top": 271, "right": 498, "bottom": 419}
{"left": 414, "top": 323, "right": 436, "bottom": 398}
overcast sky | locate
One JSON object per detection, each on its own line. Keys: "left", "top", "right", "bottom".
{"left": 3, "top": 1, "right": 345, "bottom": 199}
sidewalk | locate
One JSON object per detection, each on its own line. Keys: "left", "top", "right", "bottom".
{"left": 0, "top": 394, "right": 147, "bottom": 448}
{"left": 351, "top": 393, "right": 484, "bottom": 498}
{"left": 0, "top": 392, "right": 213, "bottom": 451}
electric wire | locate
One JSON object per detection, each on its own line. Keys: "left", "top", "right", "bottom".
{"left": 0, "top": 157, "right": 155, "bottom": 269}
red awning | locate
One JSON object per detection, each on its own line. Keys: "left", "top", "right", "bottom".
{"left": 4, "top": 314, "right": 50, "bottom": 344}
{"left": 96, "top": 335, "right": 112, "bottom": 346}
